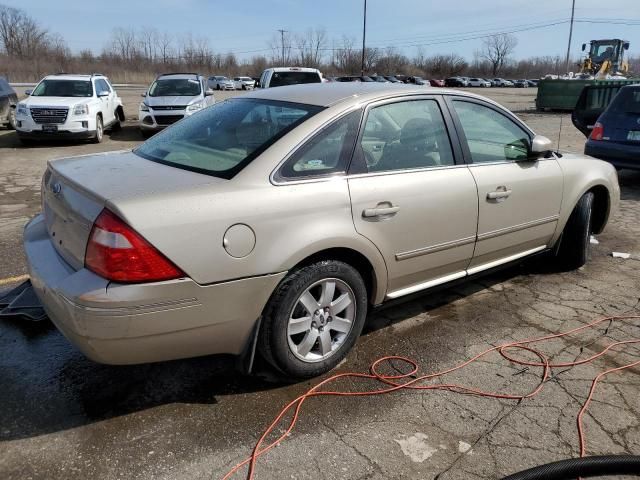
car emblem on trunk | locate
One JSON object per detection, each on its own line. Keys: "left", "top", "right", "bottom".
{"left": 51, "top": 182, "right": 62, "bottom": 195}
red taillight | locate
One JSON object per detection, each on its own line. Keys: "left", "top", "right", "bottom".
{"left": 85, "top": 209, "right": 184, "bottom": 283}
{"left": 590, "top": 122, "right": 604, "bottom": 141}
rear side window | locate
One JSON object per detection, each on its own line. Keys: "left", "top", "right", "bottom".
{"left": 269, "top": 71, "right": 321, "bottom": 88}
{"left": 279, "top": 109, "right": 362, "bottom": 179}
{"left": 362, "top": 99, "right": 455, "bottom": 172}
{"left": 609, "top": 87, "right": 640, "bottom": 114}
{"left": 134, "top": 98, "right": 322, "bottom": 179}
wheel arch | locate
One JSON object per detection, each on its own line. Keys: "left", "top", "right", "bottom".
{"left": 588, "top": 184, "right": 610, "bottom": 234}
{"left": 115, "top": 105, "right": 125, "bottom": 121}
{"left": 287, "top": 246, "right": 385, "bottom": 306}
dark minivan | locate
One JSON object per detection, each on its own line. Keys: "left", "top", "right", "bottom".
{"left": 573, "top": 84, "right": 640, "bottom": 170}
{"left": 0, "top": 76, "right": 18, "bottom": 129}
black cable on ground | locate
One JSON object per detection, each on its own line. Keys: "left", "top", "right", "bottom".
{"left": 501, "top": 455, "right": 640, "bottom": 479}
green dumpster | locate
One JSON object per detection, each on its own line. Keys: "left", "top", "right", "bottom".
{"left": 535, "top": 78, "right": 639, "bottom": 111}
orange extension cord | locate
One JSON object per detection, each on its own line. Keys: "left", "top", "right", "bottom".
{"left": 221, "top": 314, "right": 640, "bottom": 480}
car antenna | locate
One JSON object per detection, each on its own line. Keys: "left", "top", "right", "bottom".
{"left": 556, "top": 115, "right": 563, "bottom": 153}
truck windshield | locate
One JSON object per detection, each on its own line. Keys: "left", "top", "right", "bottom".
{"left": 134, "top": 98, "right": 322, "bottom": 179}
{"left": 149, "top": 78, "right": 201, "bottom": 97}
{"left": 32, "top": 80, "right": 93, "bottom": 97}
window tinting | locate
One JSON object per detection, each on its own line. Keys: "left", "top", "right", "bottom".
{"left": 134, "top": 98, "right": 322, "bottom": 179}
{"left": 32, "top": 80, "right": 93, "bottom": 97}
{"left": 280, "top": 109, "right": 361, "bottom": 179}
{"left": 361, "top": 99, "right": 454, "bottom": 172}
{"left": 452, "top": 101, "right": 531, "bottom": 163}
{"left": 269, "top": 71, "right": 321, "bottom": 87}
{"left": 610, "top": 87, "right": 640, "bottom": 114}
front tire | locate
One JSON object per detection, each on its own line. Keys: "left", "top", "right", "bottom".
{"left": 259, "top": 260, "right": 368, "bottom": 379}
{"left": 92, "top": 114, "right": 103, "bottom": 143}
{"left": 555, "top": 192, "right": 594, "bottom": 270}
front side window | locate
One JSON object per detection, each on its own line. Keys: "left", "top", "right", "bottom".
{"left": 279, "top": 109, "right": 361, "bottom": 179}
{"left": 95, "top": 79, "right": 111, "bottom": 94}
{"left": 32, "top": 79, "right": 93, "bottom": 97}
{"left": 361, "top": 99, "right": 455, "bottom": 172}
{"left": 452, "top": 100, "right": 531, "bottom": 163}
{"left": 134, "top": 98, "right": 322, "bottom": 179}
{"left": 149, "top": 78, "right": 201, "bottom": 97}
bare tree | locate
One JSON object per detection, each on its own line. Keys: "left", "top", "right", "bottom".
{"left": 482, "top": 33, "right": 517, "bottom": 76}
{"left": 295, "top": 28, "right": 327, "bottom": 68}
{"left": 0, "top": 4, "right": 54, "bottom": 58}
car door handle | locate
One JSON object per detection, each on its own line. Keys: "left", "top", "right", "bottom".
{"left": 487, "top": 188, "right": 512, "bottom": 200}
{"left": 363, "top": 205, "right": 400, "bottom": 218}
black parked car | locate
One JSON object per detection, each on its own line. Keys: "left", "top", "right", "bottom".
{"left": 335, "top": 75, "right": 375, "bottom": 82}
{"left": 405, "top": 76, "right": 428, "bottom": 85}
{"left": 573, "top": 84, "right": 640, "bottom": 170}
{"left": 445, "top": 77, "right": 467, "bottom": 87}
{"left": 0, "top": 77, "right": 18, "bottom": 129}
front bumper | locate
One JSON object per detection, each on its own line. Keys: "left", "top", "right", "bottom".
{"left": 139, "top": 110, "right": 189, "bottom": 131}
{"left": 16, "top": 114, "right": 95, "bottom": 138}
{"left": 585, "top": 140, "right": 640, "bottom": 170}
{"left": 24, "top": 214, "right": 285, "bottom": 365}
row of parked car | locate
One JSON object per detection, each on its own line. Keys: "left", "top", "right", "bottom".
{"left": 445, "top": 77, "right": 539, "bottom": 88}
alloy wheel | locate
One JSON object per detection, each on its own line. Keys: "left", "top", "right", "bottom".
{"left": 287, "top": 278, "right": 356, "bottom": 363}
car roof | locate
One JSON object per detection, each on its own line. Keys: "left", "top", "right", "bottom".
{"left": 43, "top": 74, "right": 105, "bottom": 81}
{"left": 265, "top": 67, "right": 320, "bottom": 73}
{"left": 157, "top": 73, "right": 200, "bottom": 80}
{"left": 242, "top": 82, "right": 484, "bottom": 107}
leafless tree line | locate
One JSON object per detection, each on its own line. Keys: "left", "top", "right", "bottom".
{"left": 1, "top": 3, "right": 638, "bottom": 83}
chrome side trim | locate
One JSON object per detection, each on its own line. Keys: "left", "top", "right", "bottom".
{"left": 395, "top": 235, "right": 476, "bottom": 261}
{"left": 477, "top": 215, "right": 559, "bottom": 241}
{"left": 466, "top": 246, "right": 546, "bottom": 275}
{"left": 386, "top": 271, "right": 467, "bottom": 299}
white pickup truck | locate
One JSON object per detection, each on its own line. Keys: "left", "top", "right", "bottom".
{"left": 15, "top": 73, "right": 124, "bottom": 144}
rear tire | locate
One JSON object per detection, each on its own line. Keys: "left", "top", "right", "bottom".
{"left": 555, "top": 192, "right": 594, "bottom": 270}
{"left": 92, "top": 114, "right": 103, "bottom": 143}
{"left": 111, "top": 111, "right": 122, "bottom": 132}
{"left": 8, "top": 107, "right": 16, "bottom": 130}
{"left": 258, "top": 260, "right": 368, "bottom": 379}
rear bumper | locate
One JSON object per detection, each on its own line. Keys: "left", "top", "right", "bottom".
{"left": 24, "top": 214, "right": 285, "bottom": 365}
{"left": 585, "top": 140, "right": 640, "bottom": 169}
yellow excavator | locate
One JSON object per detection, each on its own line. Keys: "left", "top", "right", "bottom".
{"left": 579, "top": 39, "right": 630, "bottom": 78}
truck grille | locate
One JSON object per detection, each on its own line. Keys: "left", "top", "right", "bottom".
{"left": 155, "top": 115, "right": 184, "bottom": 126}
{"left": 30, "top": 107, "right": 69, "bottom": 124}
{"left": 151, "top": 106, "right": 186, "bottom": 111}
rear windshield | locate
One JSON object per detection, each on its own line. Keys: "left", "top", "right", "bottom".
{"left": 149, "top": 78, "right": 201, "bottom": 97}
{"left": 134, "top": 98, "right": 322, "bottom": 179}
{"left": 32, "top": 79, "right": 93, "bottom": 97}
{"left": 269, "top": 71, "right": 321, "bottom": 87}
{"left": 610, "top": 87, "right": 640, "bottom": 114}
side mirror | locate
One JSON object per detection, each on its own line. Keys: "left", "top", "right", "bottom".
{"left": 529, "top": 135, "right": 554, "bottom": 159}
{"left": 24, "top": 89, "right": 32, "bottom": 95}
{"left": 204, "top": 88, "right": 215, "bottom": 96}
{"left": 97, "top": 90, "right": 109, "bottom": 97}
{"left": 140, "top": 92, "right": 147, "bottom": 97}
{"left": 623, "top": 42, "right": 630, "bottom": 50}
{"left": 581, "top": 43, "right": 586, "bottom": 52}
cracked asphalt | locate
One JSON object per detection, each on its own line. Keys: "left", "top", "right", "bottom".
{"left": 1, "top": 88, "right": 639, "bottom": 479}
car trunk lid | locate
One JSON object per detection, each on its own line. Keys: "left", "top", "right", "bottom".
{"left": 43, "top": 150, "right": 224, "bottom": 270}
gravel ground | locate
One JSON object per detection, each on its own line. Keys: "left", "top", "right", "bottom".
{"left": 1, "top": 86, "right": 639, "bottom": 480}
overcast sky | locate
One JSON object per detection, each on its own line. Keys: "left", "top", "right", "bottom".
{"left": 3, "top": 0, "right": 639, "bottom": 61}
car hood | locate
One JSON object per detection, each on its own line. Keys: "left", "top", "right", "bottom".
{"left": 145, "top": 95, "right": 201, "bottom": 107}
{"left": 23, "top": 96, "right": 89, "bottom": 107}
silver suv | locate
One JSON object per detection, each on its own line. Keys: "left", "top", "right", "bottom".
{"left": 138, "top": 73, "right": 214, "bottom": 137}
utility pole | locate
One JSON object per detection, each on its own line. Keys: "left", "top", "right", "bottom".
{"left": 361, "top": 0, "right": 367, "bottom": 75}
{"left": 277, "top": 29, "right": 288, "bottom": 64}
{"left": 564, "top": 0, "right": 576, "bottom": 74}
